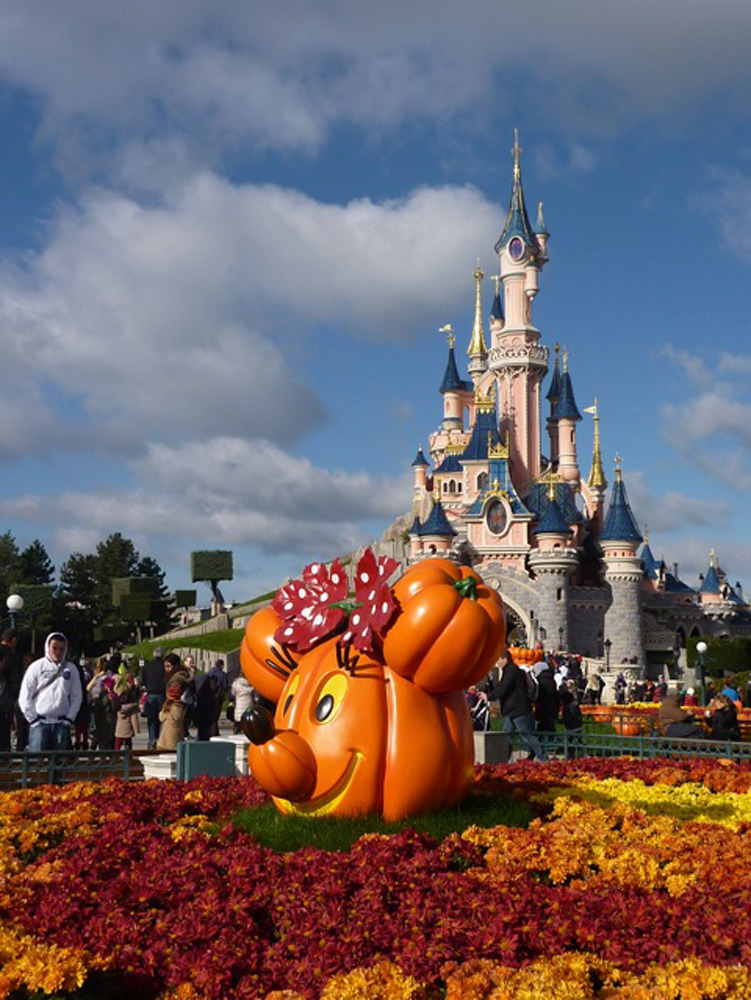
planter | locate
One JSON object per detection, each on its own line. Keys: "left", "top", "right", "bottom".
{"left": 612, "top": 720, "right": 642, "bottom": 737}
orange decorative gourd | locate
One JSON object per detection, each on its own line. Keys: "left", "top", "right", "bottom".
{"left": 240, "top": 555, "right": 505, "bottom": 821}
{"left": 507, "top": 646, "right": 544, "bottom": 666}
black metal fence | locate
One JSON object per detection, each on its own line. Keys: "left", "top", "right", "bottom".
{"left": 0, "top": 749, "right": 159, "bottom": 790}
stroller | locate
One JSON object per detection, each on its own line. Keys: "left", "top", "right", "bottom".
{"left": 468, "top": 689, "right": 490, "bottom": 732}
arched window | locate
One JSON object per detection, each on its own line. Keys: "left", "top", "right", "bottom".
{"left": 477, "top": 472, "right": 488, "bottom": 491}
{"left": 448, "top": 480, "right": 457, "bottom": 494}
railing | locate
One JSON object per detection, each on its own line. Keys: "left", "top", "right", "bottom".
{"left": 0, "top": 749, "right": 164, "bottom": 790}
{"left": 509, "top": 728, "right": 751, "bottom": 762}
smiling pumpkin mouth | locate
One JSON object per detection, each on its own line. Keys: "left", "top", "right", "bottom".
{"left": 275, "top": 750, "right": 363, "bottom": 818}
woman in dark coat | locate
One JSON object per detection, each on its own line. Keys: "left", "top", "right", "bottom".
{"left": 658, "top": 692, "right": 705, "bottom": 739}
{"left": 708, "top": 694, "right": 740, "bottom": 741}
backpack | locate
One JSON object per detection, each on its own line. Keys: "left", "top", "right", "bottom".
{"left": 524, "top": 670, "right": 538, "bottom": 704}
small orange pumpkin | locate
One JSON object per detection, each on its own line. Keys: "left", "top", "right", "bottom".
{"left": 240, "top": 556, "right": 505, "bottom": 821}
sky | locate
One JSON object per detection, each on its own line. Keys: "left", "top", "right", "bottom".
{"left": 1, "top": 1, "right": 751, "bottom": 602}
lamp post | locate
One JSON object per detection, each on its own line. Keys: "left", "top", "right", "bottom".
{"left": 696, "top": 640, "right": 708, "bottom": 706}
{"left": 6, "top": 593, "right": 23, "bottom": 630}
{"left": 558, "top": 626, "right": 564, "bottom": 651}
{"left": 604, "top": 638, "right": 612, "bottom": 670}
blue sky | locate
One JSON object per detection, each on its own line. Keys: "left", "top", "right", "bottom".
{"left": 1, "top": 1, "right": 751, "bottom": 602}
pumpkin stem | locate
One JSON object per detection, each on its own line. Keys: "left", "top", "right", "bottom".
{"left": 330, "top": 600, "right": 361, "bottom": 615}
{"left": 454, "top": 576, "right": 478, "bottom": 600}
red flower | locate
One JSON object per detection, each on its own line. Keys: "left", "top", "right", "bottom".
{"left": 340, "top": 550, "right": 399, "bottom": 654}
{"left": 272, "top": 559, "right": 349, "bottom": 651}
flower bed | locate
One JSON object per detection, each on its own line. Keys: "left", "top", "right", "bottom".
{"left": 2, "top": 761, "right": 751, "bottom": 997}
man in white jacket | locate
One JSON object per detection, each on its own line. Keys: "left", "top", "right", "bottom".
{"left": 18, "top": 632, "right": 82, "bottom": 752}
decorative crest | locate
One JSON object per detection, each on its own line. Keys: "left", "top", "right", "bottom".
{"left": 439, "top": 323, "right": 455, "bottom": 349}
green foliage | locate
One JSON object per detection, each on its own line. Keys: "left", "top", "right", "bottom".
{"left": 19, "top": 539, "right": 54, "bottom": 584}
{"left": 174, "top": 589, "right": 197, "bottom": 608}
{"left": 233, "top": 793, "right": 533, "bottom": 853}
{"left": 119, "top": 594, "right": 164, "bottom": 623}
{"left": 0, "top": 530, "right": 22, "bottom": 605}
{"left": 93, "top": 623, "right": 130, "bottom": 644}
{"left": 191, "top": 550, "right": 233, "bottom": 583}
{"left": 688, "top": 635, "right": 751, "bottom": 676}
{"left": 111, "top": 576, "right": 158, "bottom": 607}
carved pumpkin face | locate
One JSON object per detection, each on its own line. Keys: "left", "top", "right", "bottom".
{"left": 241, "top": 556, "right": 505, "bottom": 822}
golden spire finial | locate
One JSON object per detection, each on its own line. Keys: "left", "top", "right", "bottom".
{"left": 547, "top": 477, "right": 557, "bottom": 502}
{"left": 492, "top": 274, "right": 501, "bottom": 297}
{"left": 512, "top": 128, "right": 521, "bottom": 180}
{"left": 439, "top": 323, "right": 455, "bottom": 349}
{"left": 614, "top": 453, "right": 622, "bottom": 483}
{"left": 644, "top": 523, "right": 649, "bottom": 545}
{"left": 467, "top": 260, "right": 488, "bottom": 359}
{"left": 584, "top": 399, "right": 605, "bottom": 489}
{"left": 710, "top": 548, "right": 715, "bottom": 567}
{"left": 562, "top": 346, "right": 569, "bottom": 373}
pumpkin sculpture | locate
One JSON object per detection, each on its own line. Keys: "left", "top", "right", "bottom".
{"left": 240, "top": 552, "right": 505, "bottom": 821}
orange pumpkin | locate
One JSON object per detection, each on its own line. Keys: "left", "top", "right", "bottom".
{"left": 382, "top": 560, "right": 506, "bottom": 692}
{"left": 240, "top": 557, "right": 505, "bottom": 821}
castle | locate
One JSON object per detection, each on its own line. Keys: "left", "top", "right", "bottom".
{"left": 396, "top": 131, "right": 751, "bottom": 678}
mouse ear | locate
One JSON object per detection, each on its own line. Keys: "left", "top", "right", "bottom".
{"left": 240, "top": 606, "right": 301, "bottom": 704}
{"left": 382, "top": 560, "right": 505, "bottom": 693}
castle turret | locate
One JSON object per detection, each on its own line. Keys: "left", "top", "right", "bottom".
{"left": 556, "top": 349, "right": 581, "bottom": 484}
{"left": 528, "top": 480, "right": 578, "bottom": 651}
{"left": 419, "top": 492, "right": 457, "bottom": 557}
{"left": 491, "top": 129, "right": 548, "bottom": 485}
{"left": 439, "top": 325, "right": 472, "bottom": 432}
{"left": 489, "top": 274, "right": 504, "bottom": 332}
{"left": 466, "top": 262, "right": 488, "bottom": 385}
{"left": 600, "top": 457, "right": 645, "bottom": 670}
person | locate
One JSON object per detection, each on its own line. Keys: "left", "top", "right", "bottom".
{"left": 683, "top": 686, "right": 698, "bottom": 707}
{"left": 657, "top": 690, "right": 705, "bottom": 739}
{"left": 73, "top": 658, "right": 92, "bottom": 749}
{"left": 157, "top": 654, "right": 191, "bottom": 751}
{"left": 230, "top": 673, "right": 254, "bottom": 735}
{"left": 721, "top": 677, "right": 740, "bottom": 703}
{"left": 585, "top": 672, "right": 604, "bottom": 706}
{"left": 466, "top": 686, "right": 490, "bottom": 731}
{"left": 559, "top": 684, "right": 583, "bottom": 758}
{"left": 533, "top": 662, "right": 560, "bottom": 734}
{"left": 0, "top": 629, "right": 21, "bottom": 751}
{"left": 88, "top": 657, "right": 117, "bottom": 750}
{"left": 182, "top": 655, "right": 198, "bottom": 736}
{"left": 614, "top": 672, "right": 627, "bottom": 706}
{"left": 193, "top": 670, "right": 219, "bottom": 741}
{"left": 207, "top": 659, "right": 229, "bottom": 736}
{"left": 141, "top": 648, "right": 167, "bottom": 749}
{"left": 113, "top": 664, "right": 140, "bottom": 750}
{"left": 18, "top": 633, "right": 82, "bottom": 752}
{"left": 708, "top": 693, "right": 740, "bottom": 741}
{"left": 488, "top": 649, "right": 547, "bottom": 761}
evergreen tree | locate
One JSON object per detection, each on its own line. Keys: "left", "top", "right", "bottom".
{"left": 93, "top": 533, "right": 140, "bottom": 622}
{"left": 56, "top": 552, "right": 98, "bottom": 652}
{"left": 0, "top": 531, "right": 22, "bottom": 605}
{"left": 20, "top": 539, "right": 55, "bottom": 585}
{"left": 137, "top": 555, "right": 177, "bottom": 631}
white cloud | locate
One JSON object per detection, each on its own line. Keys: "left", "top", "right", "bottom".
{"left": 0, "top": 176, "right": 497, "bottom": 459}
{"left": 623, "top": 469, "right": 730, "bottom": 533}
{"left": 0, "top": 436, "right": 412, "bottom": 559}
{"left": 2, "top": 1, "right": 751, "bottom": 174}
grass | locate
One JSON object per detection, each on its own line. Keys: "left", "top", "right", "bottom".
{"left": 125, "top": 629, "right": 243, "bottom": 659}
{"left": 233, "top": 793, "right": 533, "bottom": 853}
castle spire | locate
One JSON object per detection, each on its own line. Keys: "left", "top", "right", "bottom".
{"left": 490, "top": 273, "right": 504, "bottom": 323}
{"left": 601, "top": 458, "right": 642, "bottom": 543}
{"left": 467, "top": 260, "right": 488, "bottom": 361}
{"left": 583, "top": 399, "right": 606, "bottom": 489}
{"left": 494, "top": 128, "right": 539, "bottom": 254}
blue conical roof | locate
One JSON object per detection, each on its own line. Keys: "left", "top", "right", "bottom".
{"left": 439, "top": 345, "right": 472, "bottom": 394}
{"left": 462, "top": 405, "right": 500, "bottom": 461}
{"left": 532, "top": 498, "right": 572, "bottom": 536}
{"left": 494, "top": 137, "right": 540, "bottom": 254}
{"left": 546, "top": 358, "right": 561, "bottom": 404}
{"left": 601, "top": 475, "right": 643, "bottom": 544}
{"left": 490, "top": 289, "right": 504, "bottom": 322}
{"left": 641, "top": 542, "right": 659, "bottom": 579}
{"left": 699, "top": 563, "right": 721, "bottom": 594}
{"left": 411, "top": 447, "right": 428, "bottom": 467}
{"left": 408, "top": 514, "right": 422, "bottom": 536}
{"left": 419, "top": 499, "right": 456, "bottom": 537}
{"left": 555, "top": 371, "right": 581, "bottom": 421}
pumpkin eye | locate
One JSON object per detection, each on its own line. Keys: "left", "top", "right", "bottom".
{"left": 313, "top": 673, "right": 348, "bottom": 725}
{"left": 281, "top": 674, "right": 299, "bottom": 717}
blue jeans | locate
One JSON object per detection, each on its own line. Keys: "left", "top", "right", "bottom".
{"left": 143, "top": 694, "right": 164, "bottom": 748}
{"left": 503, "top": 713, "right": 548, "bottom": 761}
{"left": 28, "top": 722, "right": 72, "bottom": 752}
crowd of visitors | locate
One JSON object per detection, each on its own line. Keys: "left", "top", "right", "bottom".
{"left": 2, "top": 631, "right": 247, "bottom": 753}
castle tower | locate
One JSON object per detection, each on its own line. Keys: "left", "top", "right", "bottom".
{"left": 556, "top": 349, "right": 581, "bottom": 484}
{"left": 527, "top": 481, "right": 578, "bottom": 651}
{"left": 418, "top": 492, "right": 457, "bottom": 557}
{"left": 439, "top": 325, "right": 472, "bottom": 432}
{"left": 411, "top": 446, "right": 429, "bottom": 495}
{"left": 490, "top": 130, "right": 548, "bottom": 486}
{"left": 467, "top": 262, "right": 488, "bottom": 386}
{"left": 601, "top": 457, "right": 645, "bottom": 670}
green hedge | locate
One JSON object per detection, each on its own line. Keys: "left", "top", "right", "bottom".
{"left": 191, "top": 550, "right": 233, "bottom": 583}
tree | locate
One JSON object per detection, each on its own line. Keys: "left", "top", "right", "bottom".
{"left": 20, "top": 540, "right": 55, "bottom": 585}
{"left": 93, "top": 533, "right": 139, "bottom": 620}
{"left": 136, "top": 555, "right": 177, "bottom": 631}
{"left": 56, "top": 552, "right": 98, "bottom": 653}
{"left": 0, "top": 531, "right": 22, "bottom": 606}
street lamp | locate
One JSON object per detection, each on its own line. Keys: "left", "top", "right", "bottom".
{"left": 604, "top": 638, "right": 612, "bottom": 669}
{"left": 6, "top": 593, "right": 23, "bottom": 630}
{"left": 696, "top": 640, "right": 708, "bottom": 706}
